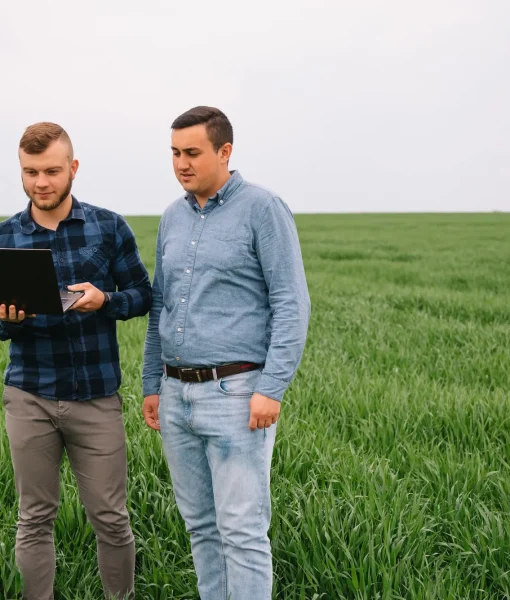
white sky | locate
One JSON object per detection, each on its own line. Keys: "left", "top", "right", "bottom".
{"left": 0, "top": 0, "right": 509, "bottom": 214}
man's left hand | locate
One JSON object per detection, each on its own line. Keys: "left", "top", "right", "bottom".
{"left": 68, "top": 283, "right": 106, "bottom": 312}
{"left": 248, "top": 393, "right": 281, "bottom": 431}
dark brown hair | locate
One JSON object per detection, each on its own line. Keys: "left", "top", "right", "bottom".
{"left": 19, "top": 122, "right": 73, "bottom": 158}
{"left": 171, "top": 106, "right": 233, "bottom": 151}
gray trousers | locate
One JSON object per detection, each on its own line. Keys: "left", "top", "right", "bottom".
{"left": 2, "top": 385, "right": 135, "bottom": 600}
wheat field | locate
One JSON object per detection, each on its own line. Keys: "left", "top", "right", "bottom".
{"left": 1, "top": 213, "right": 509, "bottom": 599}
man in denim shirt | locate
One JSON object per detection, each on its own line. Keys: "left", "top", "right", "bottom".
{"left": 142, "top": 106, "right": 310, "bottom": 599}
{"left": 1, "top": 122, "right": 152, "bottom": 599}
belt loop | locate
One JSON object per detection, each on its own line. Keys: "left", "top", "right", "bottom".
{"left": 163, "top": 364, "right": 168, "bottom": 380}
{"left": 212, "top": 367, "right": 218, "bottom": 381}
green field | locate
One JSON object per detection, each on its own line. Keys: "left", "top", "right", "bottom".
{"left": 1, "top": 213, "right": 509, "bottom": 599}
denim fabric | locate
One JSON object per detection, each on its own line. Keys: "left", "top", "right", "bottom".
{"left": 159, "top": 367, "right": 275, "bottom": 600}
{"left": 142, "top": 171, "right": 310, "bottom": 402}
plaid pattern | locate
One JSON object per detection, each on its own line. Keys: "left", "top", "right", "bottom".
{"left": 0, "top": 197, "right": 152, "bottom": 400}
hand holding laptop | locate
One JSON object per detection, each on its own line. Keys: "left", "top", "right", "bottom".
{"left": 0, "top": 249, "right": 109, "bottom": 315}
{"left": 0, "top": 279, "right": 106, "bottom": 318}
{"left": 0, "top": 304, "right": 36, "bottom": 323}
{"left": 67, "top": 283, "right": 108, "bottom": 312}
{"left": 0, "top": 249, "right": 85, "bottom": 314}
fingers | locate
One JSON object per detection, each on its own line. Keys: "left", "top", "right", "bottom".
{"left": 256, "top": 418, "right": 275, "bottom": 429}
{"left": 67, "top": 283, "right": 91, "bottom": 310}
{"left": 152, "top": 404, "right": 160, "bottom": 430}
{"left": 71, "top": 292, "right": 91, "bottom": 311}
{"left": 143, "top": 409, "right": 160, "bottom": 430}
{"left": 0, "top": 304, "right": 9, "bottom": 321}
{"left": 68, "top": 282, "right": 91, "bottom": 291}
{"left": 0, "top": 304, "right": 28, "bottom": 323}
{"left": 142, "top": 396, "right": 161, "bottom": 431}
{"left": 147, "top": 418, "right": 160, "bottom": 431}
{"left": 249, "top": 415, "right": 279, "bottom": 431}
{"left": 70, "top": 286, "right": 103, "bottom": 312}
{"left": 72, "top": 297, "right": 88, "bottom": 311}
{"left": 142, "top": 405, "right": 156, "bottom": 429}
{"left": 249, "top": 393, "right": 280, "bottom": 430}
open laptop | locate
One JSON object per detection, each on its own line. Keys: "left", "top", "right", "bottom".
{"left": 0, "top": 248, "right": 84, "bottom": 315}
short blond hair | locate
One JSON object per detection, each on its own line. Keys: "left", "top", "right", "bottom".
{"left": 19, "top": 122, "right": 73, "bottom": 159}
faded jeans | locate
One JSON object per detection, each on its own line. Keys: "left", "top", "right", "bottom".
{"left": 159, "top": 367, "right": 276, "bottom": 600}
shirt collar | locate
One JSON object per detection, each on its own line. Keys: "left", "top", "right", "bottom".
{"left": 20, "top": 195, "right": 86, "bottom": 235}
{"left": 185, "top": 170, "right": 244, "bottom": 209}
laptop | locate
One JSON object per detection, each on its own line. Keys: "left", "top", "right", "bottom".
{"left": 0, "top": 248, "right": 85, "bottom": 315}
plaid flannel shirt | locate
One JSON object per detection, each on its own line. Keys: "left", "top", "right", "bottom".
{"left": 0, "top": 196, "right": 152, "bottom": 400}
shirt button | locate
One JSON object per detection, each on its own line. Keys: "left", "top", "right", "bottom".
{"left": 176, "top": 357, "right": 180, "bottom": 361}
{"left": 219, "top": 200, "right": 224, "bottom": 205}
{"left": 186, "top": 269, "right": 191, "bottom": 273}
{"left": 191, "top": 241, "right": 196, "bottom": 245}
{"left": 177, "top": 327, "right": 182, "bottom": 332}
{"left": 200, "top": 215, "right": 205, "bottom": 219}
{"left": 181, "top": 298, "right": 186, "bottom": 303}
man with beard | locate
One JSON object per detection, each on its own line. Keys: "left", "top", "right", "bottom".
{"left": 0, "top": 122, "right": 152, "bottom": 599}
{"left": 142, "top": 106, "right": 310, "bottom": 599}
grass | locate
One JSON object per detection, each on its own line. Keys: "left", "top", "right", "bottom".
{"left": 1, "top": 212, "right": 510, "bottom": 599}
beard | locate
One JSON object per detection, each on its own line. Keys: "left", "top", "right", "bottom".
{"left": 24, "top": 173, "right": 73, "bottom": 211}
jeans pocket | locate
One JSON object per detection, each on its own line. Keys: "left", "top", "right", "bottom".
{"left": 216, "top": 369, "right": 261, "bottom": 397}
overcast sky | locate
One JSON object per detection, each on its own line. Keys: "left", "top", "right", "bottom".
{"left": 1, "top": 0, "right": 508, "bottom": 215}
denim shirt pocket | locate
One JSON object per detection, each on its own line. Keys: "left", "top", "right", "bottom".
{"left": 201, "top": 234, "right": 253, "bottom": 272}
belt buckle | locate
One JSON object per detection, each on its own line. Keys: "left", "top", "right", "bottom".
{"left": 178, "top": 368, "right": 202, "bottom": 383}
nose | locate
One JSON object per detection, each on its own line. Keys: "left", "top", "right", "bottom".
{"left": 176, "top": 155, "right": 190, "bottom": 172}
{"left": 35, "top": 173, "right": 50, "bottom": 188}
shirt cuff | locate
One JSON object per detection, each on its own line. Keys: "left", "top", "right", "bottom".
{"left": 0, "top": 321, "right": 25, "bottom": 337}
{"left": 104, "top": 291, "right": 128, "bottom": 318}
{"left": 142, "top": 375, "right": 163, "bottom": 397}
{"left": 254, "top": 373, "right": 290, "bottom": 402}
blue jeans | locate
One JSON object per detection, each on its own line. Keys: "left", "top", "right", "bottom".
{"left": 159, "top": 368, "right": 276, "bottom": 600}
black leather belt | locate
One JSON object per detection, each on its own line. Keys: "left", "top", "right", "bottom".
{"left": 164, "top": 362, "right": 262, "bottom": 383}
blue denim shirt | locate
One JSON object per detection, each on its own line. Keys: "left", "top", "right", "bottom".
{"left": 142, "top": 171, "right": 310, "bottom": 401}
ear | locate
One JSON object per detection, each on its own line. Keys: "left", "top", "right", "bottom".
{"left": 71, "top": 159, "right": 79, "bottom": 179}
{"left": 219, "top": 143, "right": 233, "bottom": 164}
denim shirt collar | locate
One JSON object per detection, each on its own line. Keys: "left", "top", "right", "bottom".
{"left": 20, "top": 195, "right": 86, "bottom": 234}
{"left": 185, "top": 170, "right": 243, "bottom": 211}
